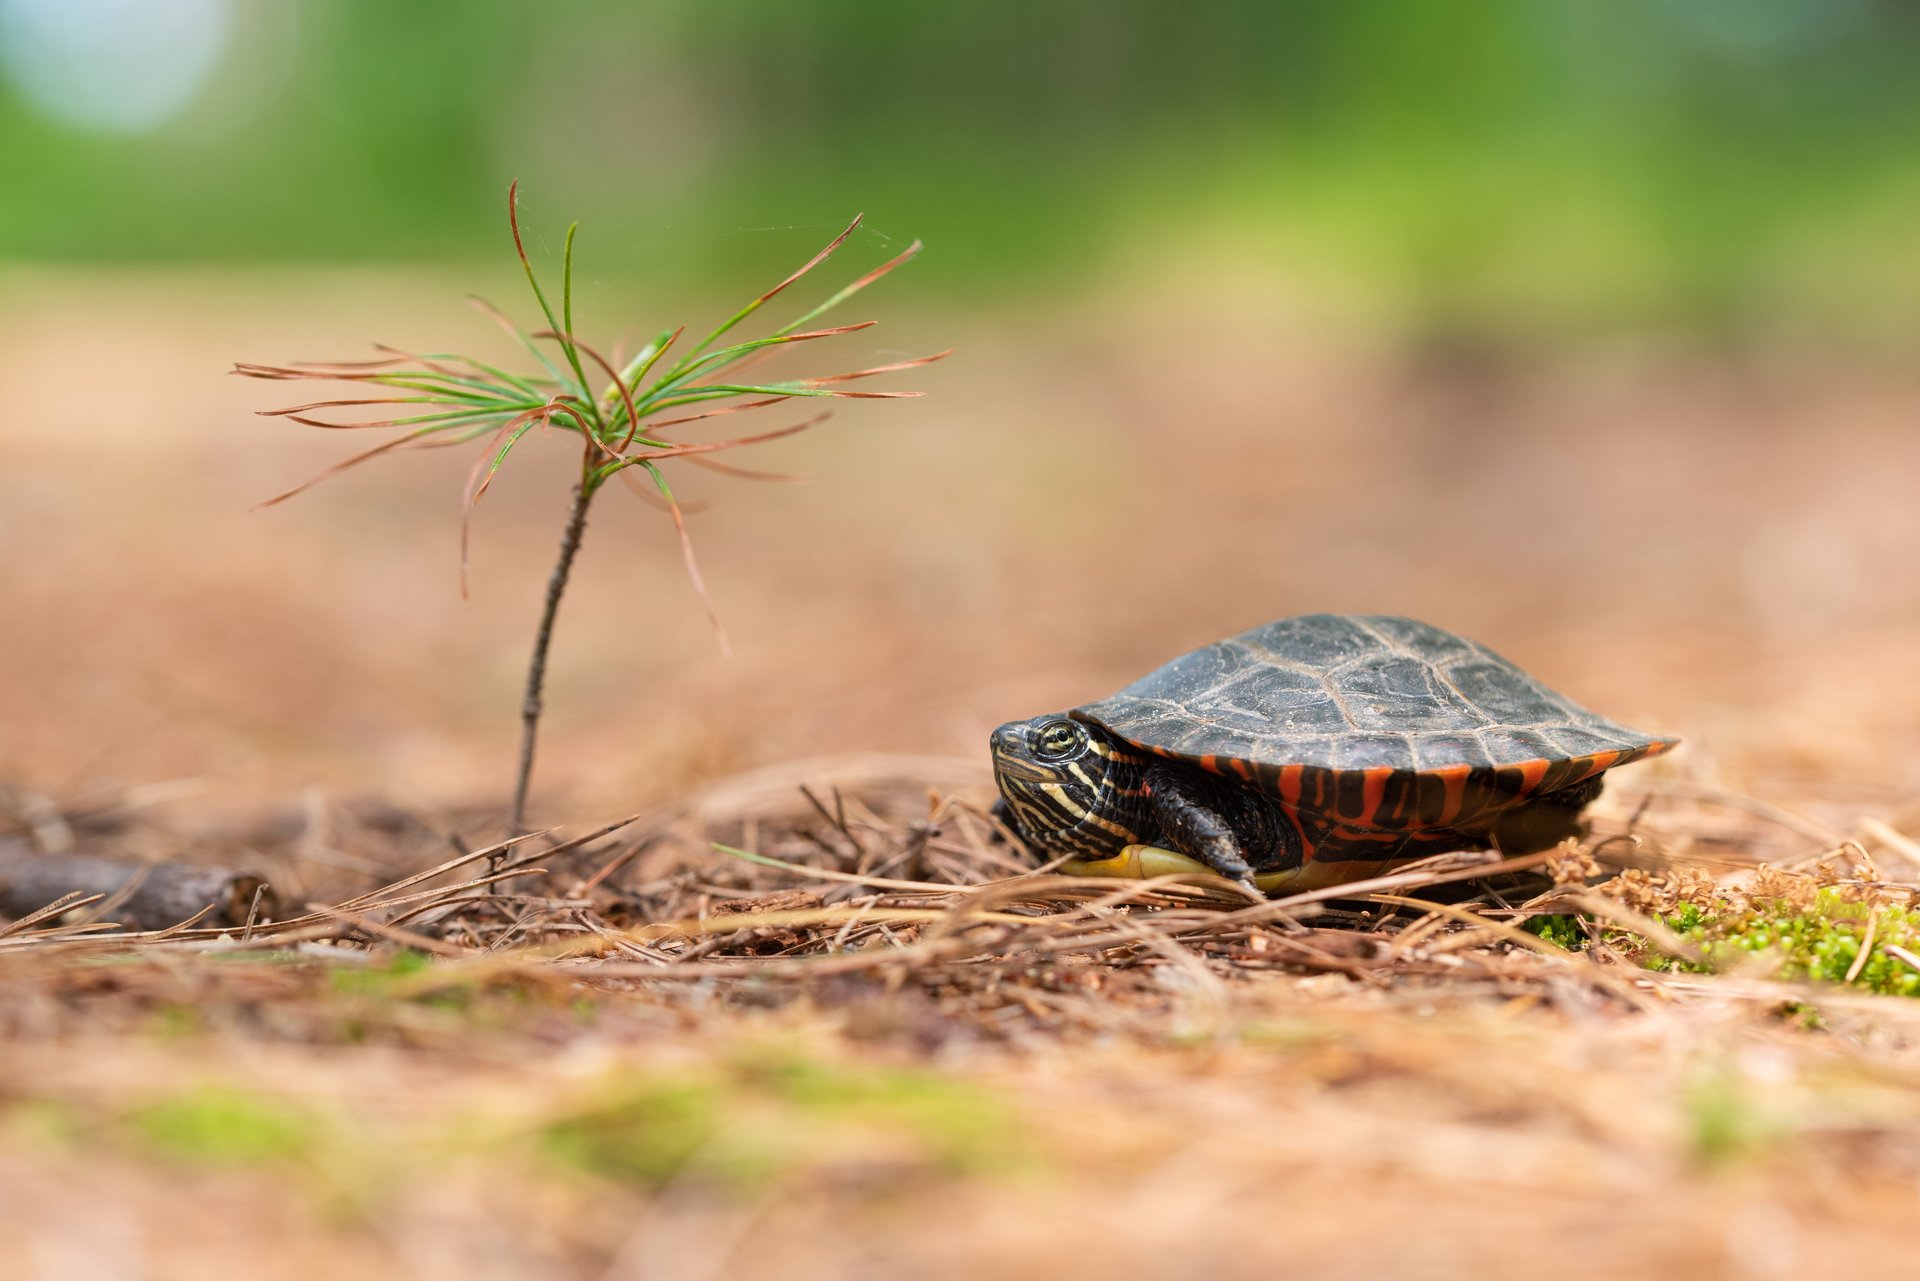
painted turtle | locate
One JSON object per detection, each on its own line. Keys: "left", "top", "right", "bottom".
{"left": 990, "top": 614, "right": 1676, "bottom": 894}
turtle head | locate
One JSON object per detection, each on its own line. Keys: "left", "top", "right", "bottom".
{"left": 989, "top": 714, "right": 1152, "bottom": 859}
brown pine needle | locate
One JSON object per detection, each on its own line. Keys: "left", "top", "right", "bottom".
{"left": 617, "top": 468, "right": 716, "bottom": 511}
{"left": 256, "top": 397, "right": 434, "bottom": 417}
{"left": 461, "top": 406, "right": 556, "bottom": 596}
{"left": 679, "top": 455, "right": 810, "bottom": 483}
{"left": 646, "top": 395, "right": 795, "bottom": 429}
{"left": 808, "top": 348, "right": 955, "bottom": 385}
{"left": 251, "top": 430, "right": 436, "bottom": 509}
{"left": 536, "top": 332, "right": 644, "bottom": 451}
{"left": 657, "top": 474, "right": 730, "bottom": 657}
{"left": 756, "top": 213, "right": 863, "bottom": 307}
{"left": 610, "top": 416, "right": 827, "bottom": 468}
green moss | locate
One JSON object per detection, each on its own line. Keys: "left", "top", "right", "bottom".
{"left": 539, "top": 1055, "right": 1029, "bottom": 1190}
{"left": 150, "top": 1003, "right": 203, "bottom": 1039}
{"left": 751, "top": 1056, "right": 1019, "bottom": 1175}
{"left": 1774, "top": 1001, "right": 1826, "bottom": 1032}
{"left": 1523, "top": 914, "right": 1586, "bottom": 950}
{"left": 541, "top": 1081, "right": 727, "bottom": 1188}
{"left": 1649, "top": 890, "right": 1920, "bottom": 997}
{"left": 326, "top": 950, "right": 434, "bottom": 997}
{"left": 1685, "top": 1072, "right": 1778, "bottom": 1166}
{"left": 130, "top": 1089, "right": 321, "bottom": 1165}
{"left": 324, "top": 951, "right": 514, "bottom": 1024}
{"left": 1664, "top": 902, "right": 1710, "bottom": 933}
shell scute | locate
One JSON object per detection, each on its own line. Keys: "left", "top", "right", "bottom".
{"left": 1458, "top": 658, "right": 1584, "bottom": 723}
{"left": 1120, "top": 638, "right": 1258, "bottom": 703}
{"left": 1541, "top": 724, "right": 1631, "bottom": 757}
{"left": 1358, "top": 614, "right": 1477, "bottom": 662}
{"left": 1336, "top": 652, "right": 1471, "bottom": 733}
{"left": 1331, "top": 732, "right": 1416, "bottom": 770}
{"left": 1241, "top": 615, "right": 1380, "bottom": 668}
{"left": 1410, "top": 732, "right": 1495, "bottom": 771}
{"left": 1476, "top": 727, "right": 1561, "bottom": 766}
{"left": 1074, "top": 614, "right": 1675, "bottom": 782}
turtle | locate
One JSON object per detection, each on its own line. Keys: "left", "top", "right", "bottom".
{"left": 989, "top": 614, "right": 1677, "bottom": 894}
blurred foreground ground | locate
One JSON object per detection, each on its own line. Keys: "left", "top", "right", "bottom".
{"left": 3, "top": 270, "right": 1920, "bottom": 1279}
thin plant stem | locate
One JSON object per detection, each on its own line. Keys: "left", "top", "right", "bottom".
{"left": 510, "top": 475, "right": 595, "bottom": 834}
{"left": 242, "top": 190, "right": 942, "bottom": 839}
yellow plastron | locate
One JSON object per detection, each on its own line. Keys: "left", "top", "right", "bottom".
{"left": 1058, "top": 844, "right": 1397, "bottom": 895}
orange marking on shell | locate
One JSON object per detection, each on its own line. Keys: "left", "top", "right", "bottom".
{"left": 1514, "top": 758, "right": 1549, "bottom": 796}
{"left": 1295, "top": 824, "right": 1318, "bottom": 863}
{"left": 1199, "top": 753, "right": 1219, "bottom": 775}
{"left": 1226, "top": 757, "right": 1252, "bottom": 781}
{"left": 1359, "top": 767, "right": 1390, "bottom": 827}
{"left": 1429, "top": 764, "right": 1470, "bottom": 826}
{"left": 1578, "top": 749, "right": 1624, "bottom": 782}
{"left": 1276, "top": 765, "right": 1304, "bottom": 806}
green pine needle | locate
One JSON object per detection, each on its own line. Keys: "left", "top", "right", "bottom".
{"left": 241, "top": 185, "right": 948, "bottom": 589}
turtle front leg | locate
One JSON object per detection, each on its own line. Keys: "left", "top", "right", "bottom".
{"left": 1145, "top": 765, "right": 1259, "bottom": 891}
{"left": 988, "top": 796, "right": 1041, "bottom": 860}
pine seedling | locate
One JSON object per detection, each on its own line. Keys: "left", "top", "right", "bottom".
{"left": 239, "top": 185, "right": 947, "bottom": 831}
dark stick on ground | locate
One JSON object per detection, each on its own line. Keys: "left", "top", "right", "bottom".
{"left": 0, "top": 847, "right": 277, "bottom": 932}
{"left": 510, "top": 480, "right": 593, "bottom": 837}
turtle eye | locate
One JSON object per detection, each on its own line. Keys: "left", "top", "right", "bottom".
{"left": 1033, "top": 720, "right": 1083, "bottom": 760}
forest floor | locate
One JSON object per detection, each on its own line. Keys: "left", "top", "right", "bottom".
{"left": 3, "top": 271, "right": 1920, "bottom": 1279}
{"left": 8, "top": 766, "right": 1920, "bottom": 1281}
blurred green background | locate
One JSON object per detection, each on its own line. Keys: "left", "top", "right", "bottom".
{"left": 6, "top": 0, "right": 1920, "bottom": 340}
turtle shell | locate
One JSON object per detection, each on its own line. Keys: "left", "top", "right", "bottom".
{"left": 1073, "top": 614, "right": 1676, "bottom": 830}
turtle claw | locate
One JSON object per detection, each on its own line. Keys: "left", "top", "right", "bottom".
{"left": 1195, "top": 841, "right": 1259, "bottom": 891}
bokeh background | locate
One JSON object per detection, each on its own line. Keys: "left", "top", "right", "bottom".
{"left": 7, "top": 9, "right": 1920, "bottom": 1279}
{"left": 4, "top": 0, "right": 1918, "bottom": 824}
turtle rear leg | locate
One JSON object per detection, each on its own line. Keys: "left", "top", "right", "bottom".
{"left": 1145, "top": 765, "right": 1260, "bottom": 890}
{"left": 1491, "top": 774, "right": 1605, "bottom": 853}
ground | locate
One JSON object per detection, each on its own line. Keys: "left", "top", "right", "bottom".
{"left": 2, "top": 269, "right": 1919, "bottom": 1278}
